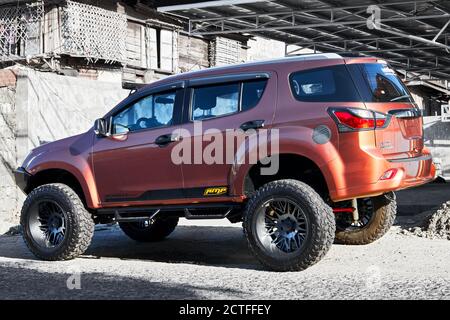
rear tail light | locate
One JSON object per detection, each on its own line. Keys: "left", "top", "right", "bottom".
{"left": 328, "top": 107, "right": 389, "bottom": 132}
{"left": 374, "top": 112, "right": 388, "bottom": 128}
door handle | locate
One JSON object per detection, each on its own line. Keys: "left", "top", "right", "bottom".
{"left": 155, "top": 133, "right": 179, "bottom": 146}
{"left": 240, "top": 120, "right": 265, "bottom": 131}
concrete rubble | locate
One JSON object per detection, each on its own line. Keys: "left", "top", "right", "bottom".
{"left": 400, "top": 201, "right": 450, "bottom": 240}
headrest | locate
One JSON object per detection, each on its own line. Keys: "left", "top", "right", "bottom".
{"left": 195, "top": 93, "right": 217, "bottom": 111}
{"left": 155, "top": 97, "right": 174, "bottom": 105}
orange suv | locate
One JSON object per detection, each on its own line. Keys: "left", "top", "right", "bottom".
{"left": 15, "top": 53, "right": 435, "bottom": 271}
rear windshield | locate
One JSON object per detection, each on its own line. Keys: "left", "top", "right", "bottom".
{"left": 289, "top": 65, "right": 361, "bottom": 102}
{"left": 347, "top": 63, "right": 413, "bottom": 103}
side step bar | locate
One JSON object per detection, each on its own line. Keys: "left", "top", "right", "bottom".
{"left": 114, "top": 209, "right": 160, "bottom": 222}
{"left": 97, "top": 203, "right": 242, "bottom": 222}
{"left": 183, "top": 208, "right": 233, "bottom": 220}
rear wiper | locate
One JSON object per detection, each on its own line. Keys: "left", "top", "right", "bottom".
{"left": 390, "top": 95, "right": 411, "bottom": 102}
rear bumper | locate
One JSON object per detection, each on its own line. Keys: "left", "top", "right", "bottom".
{"left": 329, "top": 151, "right": 436, "bottom": 201}
{"left": 14, "top": 167, "right": 31, "bottom": 193}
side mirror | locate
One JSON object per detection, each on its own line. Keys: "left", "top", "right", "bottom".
{"left": 94, "top": 118, "right": 109, "bottom": 137}
{"left": 113, "top": 124, "right": 130, "bottom": 135}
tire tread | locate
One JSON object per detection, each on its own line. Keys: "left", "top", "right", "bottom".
{"left": 21, "top": 183, "right": 94, "bottom": 261}
{"left": 243, "top": 179, "right": 336, "bottom": 271}
{"left": 334, "top": 193, "right": 397, "bottom": 245}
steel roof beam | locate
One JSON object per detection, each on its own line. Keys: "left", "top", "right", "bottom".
{"left": 189, "top": 0, "right": 448, "bottom": 58}
{"left": 209, "top": 2, "right": 450, "bottom": 74}
{"left": 244, "top": 1, "right": 449, "bottom": 68}
{"left": 288, "top": 33, "right": 449, "bottom": 47}
{"left": 158, "top": 0, "right": 269, "bottom": 12}
{"left": 165, "top": 0, "right": 450, "bottom": 79}
{"left": 279, "top": 0, "right": 450, "bottom": 74}
{"left": 188, "top": 12, "right": 450, "bottom": 35}
{"left": 214, "top": 1, "right": 441, "bottom": 52}
{"left": 181, "top": 0, "right": 438, "bottom": 22}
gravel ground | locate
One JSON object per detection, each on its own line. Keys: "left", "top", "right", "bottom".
{"left": 0, "top": 219, "right": 449, "bottom": 300}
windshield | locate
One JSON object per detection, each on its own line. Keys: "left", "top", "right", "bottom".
{"left": 349, "top": 63, "right": 413, "bottom": 103}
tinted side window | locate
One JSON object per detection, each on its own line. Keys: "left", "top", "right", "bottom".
{"left": 242, "top": 79, "right": 267, "bottom": 111}
{"left": 289, "top": 65, "right": 361, "bottom": 102}
{"left": 112, "top": 91, "right": 176, "bottom": 134}
{"left": 191, "top": 83, "right": 239, "bottom": 121}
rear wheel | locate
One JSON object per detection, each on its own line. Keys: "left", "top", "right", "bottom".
{"left": 119, "top": 217, "right": 179, "bottom": 242}
{"left": 334, "top": 192, "right": 396, "bottom": 245}
{"left": 243, "top": 179, "right": 335, "bottom": 272}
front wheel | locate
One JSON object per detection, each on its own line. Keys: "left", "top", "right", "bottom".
{"left": 20, "top": 183, "right": 95, "bottom": 261}
{"left": 243, "top": 179, "right": 336, "bottom": 272}
{"left": 334, "top": 192, "right": 397, "bottom": 245}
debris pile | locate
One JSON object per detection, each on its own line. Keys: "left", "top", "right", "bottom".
{"left": 401, "top": 201, "right": 450, "bottom": 240}
{"left": 4, "top": 225, "right": 21, "bottom": 236}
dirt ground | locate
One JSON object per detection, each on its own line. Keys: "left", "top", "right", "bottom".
{"left": 0, "top": 183, "right": 449, "bottom": 300}
{"left": 1, "top": 222, "right": 449, "bottom": 300}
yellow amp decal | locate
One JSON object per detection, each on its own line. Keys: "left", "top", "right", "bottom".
{"left": 203, "top": 187, "right": 228, "bottom": 196}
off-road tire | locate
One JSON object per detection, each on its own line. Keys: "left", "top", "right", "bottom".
{"left": 335, "top": 192, "right": 397, "bottom": 245}
{"left": 119, "top": 217, "right": 179, "bottom": 242}
{"left": 21, "top": 183, "right": 95, "bottom": 261}
{"left": 243, "top": 179, "right": 336, "bottom": 272}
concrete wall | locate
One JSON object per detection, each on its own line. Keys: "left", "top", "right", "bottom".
{"left": 0, "top": 67, "right": 129, "bottom": 232}
{"left": 0, "top": 82, "right": 19, "bottom": 232}
{"left": 16, "top": 68, "right": 128, "bottom": 156}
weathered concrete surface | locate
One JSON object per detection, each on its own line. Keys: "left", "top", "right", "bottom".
{"left": 0, "top": 85, "right": 19, "bottom": 232}
{"left": 0, "top": 219, "right": 449, "bottom": 300}
{"left": 15, "top": 68, "right": 129, "bottom": 161}
{"left": 0, "top": 68, "right": 129, "bottom": 231}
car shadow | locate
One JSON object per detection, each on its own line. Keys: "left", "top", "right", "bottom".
{"left": 85, "top": 225, "right": 263, "bottom": 270}
{"left": 1, "top": 214, "right": 438, "bottom": 270}
{"left": 0, "top": 225, "right": 264, "bottom": 270}
{"left": 0, "top": 264, "right": 244, "bottom": 299}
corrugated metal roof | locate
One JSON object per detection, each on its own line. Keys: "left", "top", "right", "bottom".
{"left": 158, "top": 0, "right": 450, "bottom": 81}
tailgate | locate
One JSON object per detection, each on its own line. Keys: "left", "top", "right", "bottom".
{"left": 366, "top": 103, "right": 424, "bottom": 159}
{"left": 346, "top": 62, "right": 424, "bottom": 160}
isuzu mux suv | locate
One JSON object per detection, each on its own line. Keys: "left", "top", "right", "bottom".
{"left": 15, "top": 53, "right": 435, "bottom": 271}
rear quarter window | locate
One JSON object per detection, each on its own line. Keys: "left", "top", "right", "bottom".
{"left": 289, "top": 65, "right": 361, "bottom": 102}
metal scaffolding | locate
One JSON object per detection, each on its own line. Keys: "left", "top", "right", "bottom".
{"left": 61, "top": 0, "right": 127, "bottom": 63}
{"left": 0, "top": 0, "right": 127, "bottom": 63}
{"left": 0, "top": 1, "right": 44, "bottom": 60}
